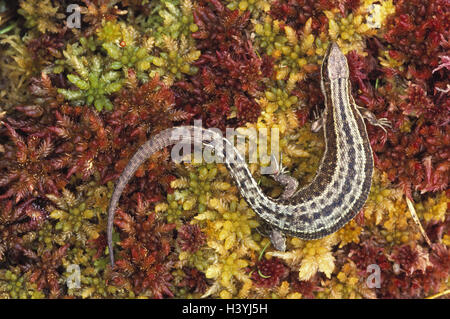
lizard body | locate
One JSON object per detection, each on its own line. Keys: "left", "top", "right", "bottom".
{"left": 107, "top": 43, "right": 380, "bottom": 266}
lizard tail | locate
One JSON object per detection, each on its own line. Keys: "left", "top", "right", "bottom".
{"left": 107, "top": 126, "right": 225, "bottom": 266}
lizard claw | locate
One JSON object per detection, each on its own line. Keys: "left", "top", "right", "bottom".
{"left": 270, "top": 153, "right": 287, "bottom": 176}
{"left": 311, "top": 106, "right": 324, "bottom": 133}
{"left": 358, "top": 107, "right": 392, "bottom": 133}
{"left": 373, "top": 117, "right": 392, "bottom": 133}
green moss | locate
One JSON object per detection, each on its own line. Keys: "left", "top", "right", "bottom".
{"left": 56, "top": 1, "right": 201, "bottom": 108}
{"left": 46, "top": 183, "right": 111, "bottom": 245}
{"left": 61, "top": 245, "right": 128, "bottom": 299}
{"left": 137, "top": 0, "right": 196, "bottom": 42}
{"left": 225, "top": 0, "right": 270, "bottom": 18}
{"left": 0, "top": 267, "right": 45, "bottom": 299}
{"left": 264, "top": 86, "right": 299, "bottom": 112}
{"left": 57, "top": 54, "right": 122, "bottom": 111}
{"left": 17, "top": 0, "right": 62, "bottom": 34}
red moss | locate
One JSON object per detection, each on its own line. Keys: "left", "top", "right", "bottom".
{"left": 26, "top": 243, "right": 69, "bottom": 298}
{"left": 177, "top": 224, "right": 206, "bottom": 253}
{"left": 174, "top": 0, "right": 268, "bottom": 130}
{"left": 102, "top": 72, "right": 184, "bottom": 194}
{"left": 251, "top": 257, "right": 288, "bottom": 288}
{"left": 49, "top": 106, "right": 110, "bottom": 180}
{"left": 177, "top": 267, "right": 208, "bottom": 295}
{"left": 349, "top": 241, "right": 391, "bottom": 272}
{"left": 0, "top": 199, "right": 46, "bottom": 263}
{"left": 344, "top": 37, "right": 449, "bottom": 195}
{"left": 234, "top": 94, "right": 260, "bottom": 125}
{"left": 389, "top": 245, "right": 419, "bottom": 275}
{"left": 290, "top": 273, "right": 320, "bottom": 298}
{"left": 90, "top": 234, "right": 108, "bottom": 260}
{"left": 346, "top": 50, "right": 371, "bottom": 94}
{"left": 110, "top": 193, "right": 177, "bottom": 298}
{"left": 370, "top": 81, "right": 449, "bottom": 194}
{"left": 27, "top": 29, "right": 66, "bottom": 61}
{"left": 269, "top": 0, "right": 329, "bottom": 34}
{"left": 0, "top": 122, "right": 68, "bottom": 202}
{"left": 384, "top": 0, "right": 449, "bottom": 81}
{"left": 381, "top": 244, "right": 449, "bottom": 298}
{"left": 270, "top": 0, "right": 360, "bottom": 35}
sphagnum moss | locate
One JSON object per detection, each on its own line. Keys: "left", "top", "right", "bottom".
{"left": 0, "top": 0, "right": 448, "bottom": 300}
{"left": 0, "top": 267, "right": 45, "bottom": 299}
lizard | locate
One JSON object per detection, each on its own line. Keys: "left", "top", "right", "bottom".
{"left": 106, "top": 42, "right": 390, "bottom": 266}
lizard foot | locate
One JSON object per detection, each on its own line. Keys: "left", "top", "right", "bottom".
{"left": 270, "top": 154, "right": 298, "bottom": 200}
{"left": 311, "top": 106, "right": 324, "bottom": 133}
{"left": 256, "top": 225, "right": 287, "bottom": 252}
{"left": 269, "top": 228, "right": 287, "bottom": 252}
{"left": 357, "top": 107, "right": 392, "bottom": 133}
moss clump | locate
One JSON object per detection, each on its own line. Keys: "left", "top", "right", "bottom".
{"left": 57, "top": 53, "right": 122, "bottom": 111}
{"left": 0, "top": 267, "right": 45, "bottom": 299}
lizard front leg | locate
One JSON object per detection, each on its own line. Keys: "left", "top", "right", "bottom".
{"left": 356, "top": 105, "right": 392, "bottom": 133}
{"left": 312, "top": 105, "right": 391, "bottom": 133}
{"left": 311, "top": 106, "right": 325, "bottom": 133}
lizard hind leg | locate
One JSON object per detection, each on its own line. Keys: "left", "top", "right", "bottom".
{"left": 269, "top": 228, "right": 287, "bottom": 252}
{"left": 256, "top": 223, "right": 287, "bottom": 252}
{"left": 273, "top": 173, "right": 299, "bottom": 200}
{"left": 270, "top": 154, "right": 299, "bottom": 200}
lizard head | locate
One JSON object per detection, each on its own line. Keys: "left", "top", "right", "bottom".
{"left": 321, "top": 42, "right": 349, "bottom": 82}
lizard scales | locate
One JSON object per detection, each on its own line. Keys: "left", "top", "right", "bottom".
{"left": 107, "top": 42, "right": 374, "bottom": 266}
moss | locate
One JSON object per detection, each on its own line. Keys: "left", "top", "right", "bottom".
{"left": 134, "top": 0, "right": 200, "bottom": 84}
{"left": 0, "top": 33, "right": 35, "bottom": 109}
{"left": 415, "top": 192, "right": 448, "bottom": 223}
{"left": 138, "top": 0, "right": 197, "bottom": 43}
{"left": 164, "top": 163, "right": 262, "bottom": 296}
{"left": 263, "top": 86, "right": 299, "bottom": 112}
{"left": 0, "top": 267, "right": 45, "bottom": 299}
{"left": 57, "top": 53, "right": 122, "bottom": 111}
{"left": 253, "top": 17, "right": 311, "bottom": 84}
{"left": 365, "top": 171, "right": 423, "bottom": 245}
{"left": 56, "top": 1, "right": 201, "bottom": 109}
{"left": 1, "top": 0, "right": 448, "bottom": 300}
{"left": 61, "top": 245, "right": 128, "bottom": 299}
{"left": 225, "top": 0, "right": 270, "bottom": 17}
{"left": 17, "top": 0, "right": 63, "bottom": 34}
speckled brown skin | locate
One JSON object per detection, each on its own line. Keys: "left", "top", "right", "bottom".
{"left": 107, "top": 43, "right": 376, "bottom": 266}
